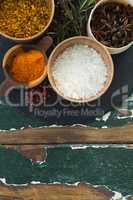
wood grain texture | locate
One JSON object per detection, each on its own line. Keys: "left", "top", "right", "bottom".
{"left": 0, "top": 125, "right": 133, "bottom": 144}
{"left": 0, "top": 183, "right": 113, "bottom": 200}
{"left": 5, "top": 145, "right": 47, "bottom": 162}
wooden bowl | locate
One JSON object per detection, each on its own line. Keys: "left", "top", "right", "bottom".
{"left": 48, "top": 36, "right": 114, "bottom": 103}
{"left": 87, "top": 0, "right": 133, "bottom": 54}
{"left": 0, "top": 36, "right": 52, "bottom": 96}
{"left": 3, "top": 45, "right": 48, "bottom": 89}
{"left": 0, "top": 0, "right": 55, "bottom": 42}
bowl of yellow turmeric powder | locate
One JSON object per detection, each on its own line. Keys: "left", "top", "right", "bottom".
{"left": 0, "top": 37, "right": 52, "bottom": 96}
{"left": 0, "top": 0, "right": 55, "bottom": 41}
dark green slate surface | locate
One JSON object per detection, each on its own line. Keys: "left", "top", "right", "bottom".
{"left": 0, "top": 31, "right": 133, "bottom": 130}
{"left": 0, "top": 145, "right": 133, "bottom": 196}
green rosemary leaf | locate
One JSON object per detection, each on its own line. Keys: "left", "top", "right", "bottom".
{"left": 80, "top": 0, "right": 96, "bottom": 12}
{"left": 47, "top": 0, "right": 96, "bottom": 45}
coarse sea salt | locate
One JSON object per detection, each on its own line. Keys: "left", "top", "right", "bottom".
{"left": 52, "top": 44, "right": 108, "bottom": 99}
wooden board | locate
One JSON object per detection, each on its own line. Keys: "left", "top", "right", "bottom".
{"left": 1, "top": 145, "right": 133, "bottom": 199}
{"left": 0, "top": 125, "right": 133, "bottom": 144}
{"left": 0, "top": 183, "right": 132, "bottom": 200}
{"left": 0, "top": 0, "right": 133, "bottom": 198}
{"left": 0, "top": 145, "right": 133, "bottom": 195}
{"left": 0, "top": 183, "right": 114, "bottom": 200}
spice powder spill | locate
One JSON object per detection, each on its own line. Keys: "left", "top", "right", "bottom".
{"left": 0, "top": 0, "right": 51, "bottom": 38}
{"left": 52, "top": 44, "right": 108, "bottom": 100}
{"left": 10, "top": 49, "right": 46, "bottom": 84}
{"left": 91, "top": 2, "right": 133, "bottom": 48}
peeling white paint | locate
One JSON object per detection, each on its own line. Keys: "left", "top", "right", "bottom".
{"left": 10, "top": 128, "right": 17, "bottom": 131}
{"left": 102, "top": 126, "right": 108, "bottom": 128}
{"left": 111, "top": 191, "right": 123, "bottom": 200}
{"left": 31, "top": 181, "right": 41, "bottom": 184}
{"left": 0, "top": 178, "right": 131, "bottom": 199}
{"left": 117, "top": 115, "right": 133, "bottom": 120}
{"left": 96, "top": 117, "right": 101, "bottom": 121}
{"left": 71, "top": 145, "right": 88, "bottom": 149}
{"left": 0, "top": 178, "right": 28, "bottom": 186}
{"left": 20, "top": 127, "right": 25, "bottom": 130}
{"left": 70, "top": 145, "right": 114, "bottom": 149}
{"left": 71, "top": 124, "right": 88, "bottom": 128}
{"left": 0, "top": 124, "right": 91, "bottom": 132}
{"left": 102, "top": 112, "right": 111, "bottom": 122}
{"left": 83, "top": 145, "right": 128, "bottom": 148}
{"left": 0, "top": 178, "right": 6, "bottom": 184}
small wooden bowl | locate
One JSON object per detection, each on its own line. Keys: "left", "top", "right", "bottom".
{"left": 0, "top": 0, "right": 55, "bottom": 42}
{"left": 48, "top": 36, "right": 114, "bottom": 103}
{"left": 3, "top": 45, "right": 47, "bottom": 88}
{"left": 0, "top": 36, "right": 53, "bottom": 96}
{"left": 87, "top": 0, "right": 133, "bottom": 54}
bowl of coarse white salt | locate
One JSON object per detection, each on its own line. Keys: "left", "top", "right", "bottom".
{"left": 48, "top": 36, "right": 114, "bottom": 103}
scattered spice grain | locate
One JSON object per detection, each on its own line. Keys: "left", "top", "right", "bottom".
{"left": 0, "top": 0, "right": 51, "bottom": 38}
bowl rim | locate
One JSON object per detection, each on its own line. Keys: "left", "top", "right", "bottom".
{"left": 48, "top": 36, "right": 114, "bottom": 103}
{"left": 87, "top": 0, "right": 133, "bottom": 51}
{"left": 0, "top": 0, "right": 55, "bottom": 41}
{"left": 2, "top": 44, "right": 48, "bottom": 88}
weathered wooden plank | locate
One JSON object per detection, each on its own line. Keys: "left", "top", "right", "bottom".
{"left": 128, "top": 197, "right": 133, "bottom": 200}
{"left": 5, "top": 145, "right": 46, "bottom": 162}
{"left": 0, "top": 183, "right": 113, "bottom": 200}
{"left": 0, "top": 125, "right": 133, "bottom": 144}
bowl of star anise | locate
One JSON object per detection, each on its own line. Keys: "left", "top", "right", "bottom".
{"left": 87, "top": 0, "right": 133, "bottom": 54}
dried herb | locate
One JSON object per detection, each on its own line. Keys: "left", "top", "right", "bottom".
{"left": 47, "top": 0, "right": 96, "bottom": 46}
{"left": 0, "top": 0, "right": 51, "bottom": 38}
{"left": 91, "top": 2, "right": 133, "bottom": 48}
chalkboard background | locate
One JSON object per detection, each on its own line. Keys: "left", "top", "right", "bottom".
{"left": 0, "top": 145, "right": 133, "bottom": 198}
{"left": 0, "top": 35, "right": 133, "bottom": 130}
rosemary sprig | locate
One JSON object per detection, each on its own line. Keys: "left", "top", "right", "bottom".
{"left": 47, "top": 0, "right": 96, "bottom": 46}
{"left": 80, "top": 0, "right": 96, "bottom": 12}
